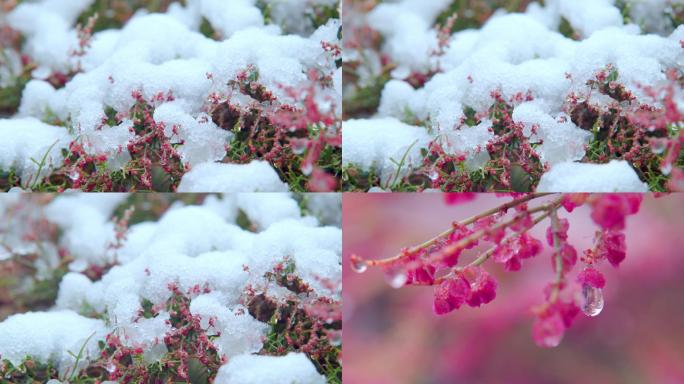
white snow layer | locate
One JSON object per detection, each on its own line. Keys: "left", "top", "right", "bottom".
{"left": 214, "top": 352, "right": 326, "bottom": 384}
{"left": 0, "top": 118, "right": 71, "bottom": 183}
{"left": 537, "top": 160, "right": 649, "bottom": 192}
{"left": 2, "top": 0, "right": 340, "bottom": 191}
{"left": 0, "top": 311, "right": 106, "bottom": 376}
{"left": 347, "top": 0, "right": 683, "bottom": 191}
{"left": 342, "top": 117, "right": 430, "bottom": 184}
{"left": 177, "top": 161, "right": 289, "bottom": 192}
{"left": 0, "top": 193, "right": 341, "bottom": 375}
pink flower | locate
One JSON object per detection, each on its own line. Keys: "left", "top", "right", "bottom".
{"left": 590, "top": 194, "right": 643, "bottom": 230}
{"left": 577, "top": 267, "right": 606, "bottom": 288}
{"left": 532, "top": 312, "right": 565, "bottom": 348}
{"left": 475, "top": 216, "right": 506, "bottom": 244}
{"left": 504, "top": 256, "right": 522, "bottom": 272}
{"left": 464, "top": 267, "right": 497, "bottom": 307}
{"left": 407, "top": 264, "right": 436, "bottom": 285}
{"left": 555, "top": 300, "right": 580, "bottom": 327}
{"left": 552, "top": 244, "right": 578, "bottom": 275}
{"left": 546, "top": 218, "right": 569, "bottom": 246}
{"left": 517, "top": 233, "right": 542, "bottom": 259}
{"left": 444, "top": 193, "right": 477, "bottom": 205}
{"left": 532, "top": 300, "right": 579, "bottom": 348}
{"left": 433, "top": 275, "right": 471, "bottom": 315}
{"left": 596, "top": 230, "right": 626, "bottom": 267}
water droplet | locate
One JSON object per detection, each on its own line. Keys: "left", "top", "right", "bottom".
{"left": 428, "top": 169, "right": 439, "bottom": 181}
{"left": 582, "top": 284, "right": 604, "bottom": 317}
{"left": 301, "top": 163, "right": 313, "bottom": 176}
{"left": 292, "top": 141, "right": 307, "bottom": 155}
{"left": 385, "top": 269, "right": 407, "bottom": 289}
{"left": 650, "top": 139, "right": 667, "bottom": 154}
{"left": 661, "top": 163, "right": 673, "bottom": 176}
{"left": 328, "top": 331, "right": 342, "bottom": 346}
{"left": 69, "top": 171, "right": 80, "bottom": 181}
{"left": 106, "top": 362, "right": 116, "bottom": 373}
{"left": 539, "top": 332, "right": 563, "bottom": 348}
{"left": 350, "top": 256, "right": 367, "bottom": 273}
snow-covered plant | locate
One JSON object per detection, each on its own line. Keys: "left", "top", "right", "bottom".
{"left": 350, "top": 193, "right": 642, "bottom": 347}
{"left": 0, "top": 193, "right": 341, "bottom": 383}
{"left": 342, "top": 0, "right": 684, "bottom": 192}
{"left": 0, "top": 0, "right": 341, "bottom": 192}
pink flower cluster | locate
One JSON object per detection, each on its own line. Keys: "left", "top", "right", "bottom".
{"left": 351, "top": 193, "right": 644, "bottom": 348}
{"left": 531, "top": 194, "right": 641, "bottom": 347}
{"left": 433, "top": 266, "right": 497, "bottom": 315}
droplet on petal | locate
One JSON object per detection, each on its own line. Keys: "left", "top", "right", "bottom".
{"left": 532, "top": 314, "right": 565, "bottom": 348}
{"left": 650, "top": 138, "right": 667, "bottom": 154}
{"left": 301, "top": 162, "right": 314, "bottom": 176}
{"left": 384, "top": 268, "right": 407, "bottom": 289}
{"left": 350, "top": 255, "right": 367, "bottom": 274}
{"left": 292, "top": 144, "right": 307, "bottom": 155}
{"left": 581, "top": 284, "right": 604, "bottom": 317}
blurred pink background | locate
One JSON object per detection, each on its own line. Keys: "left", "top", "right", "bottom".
{"left": 343, "top": 193, "right": 684, "bottom": 384}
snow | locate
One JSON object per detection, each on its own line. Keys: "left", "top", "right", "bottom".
{"left": 547, "top": 0, "right": 624, "bottom": 38}
{"left": 0, "top": 193, "right": 340, "bottom": 373}
{"left": 249, "top": 219, "right": 342, "bottom": 297}
{"left": 537, "top": 160, "right": 649, "bottom": 192}
{"left": 189, "top": 293, "right": 268, "bottom": 358}
{"left": 304, "top": 193, "right": 342, "bottom": 227}
{"left": 366, "top": 0, "right": 450, "bottom": 75}
{"left": 194, "top": 0, "right": 264, "bottom": 38}
{"left": 512, "top": 102, "right": 592, "bottom": 166}
{"left": 153, "top": 101, "right": 231, "bottom": 166}
{"left": 0, "top": 118, "right": 71, "bottom": 184}
{"left": 440, "top": 120, "right": 494, "bottom": 170}
{"left": 235, "top": 193, "right": 302, "bottom": 230}
{"left": 44, "top": 193, "right": 127, "bottom": 268}
{"left": 345, "top": 0, "right": 682, "bottom": 191}
{"left": 2, "top": 1, "right": 340, "bottom": 191}
{"left": 0, "top": 311, "right": 106, "bottom": 376}
{"left": 214, "top": 352, "right": 326, "bottom": 384}
{"left": 342, "top": 117, "right": 430, "bottom": 184}
{"left": 18, "top": 80, "right": 58, "bottom": 118}
{"left": 177, "top": 161, "right": 289, "bottom": 192}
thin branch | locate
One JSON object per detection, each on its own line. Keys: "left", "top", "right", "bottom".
{"left": 366, "top": 193, "right": 554, "bottom": 267}
{"left": 549, "top": 207, "right": 564, "bottom": 302}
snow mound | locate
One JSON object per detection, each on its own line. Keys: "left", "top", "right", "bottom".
{"left": 345, "top": 0, "right": 681, "bottom": 191}
{"left": 342, "top": 117, "right": 430, "bottom": 183}
{"left": 512, "top": 102, "right": 592, "bottom": 166}
{"left": 0, "top": 193, "right": 340, "bottom": 375}
{"left": 45, "top": 192, "right": 339, "bottom": 347}
{"left": 190, "top": 293, "right": 268, "bottom": 358}
{"left": 177, "top": 161, "right": 288, "bottom": 192}
{"left": 0, "top": 311, "right": 106, "bottom": 376}
{"left": 537, "top": 160, "right": 649, "bottom": 192}
{"left": 214, "top": 352, "right": 326, "bottom": 384}
{"left": 0, "top": 118, "right": 71, "bottom": 183}
{"left": 3, "top": 1, "right": 341, "bottom": 191}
